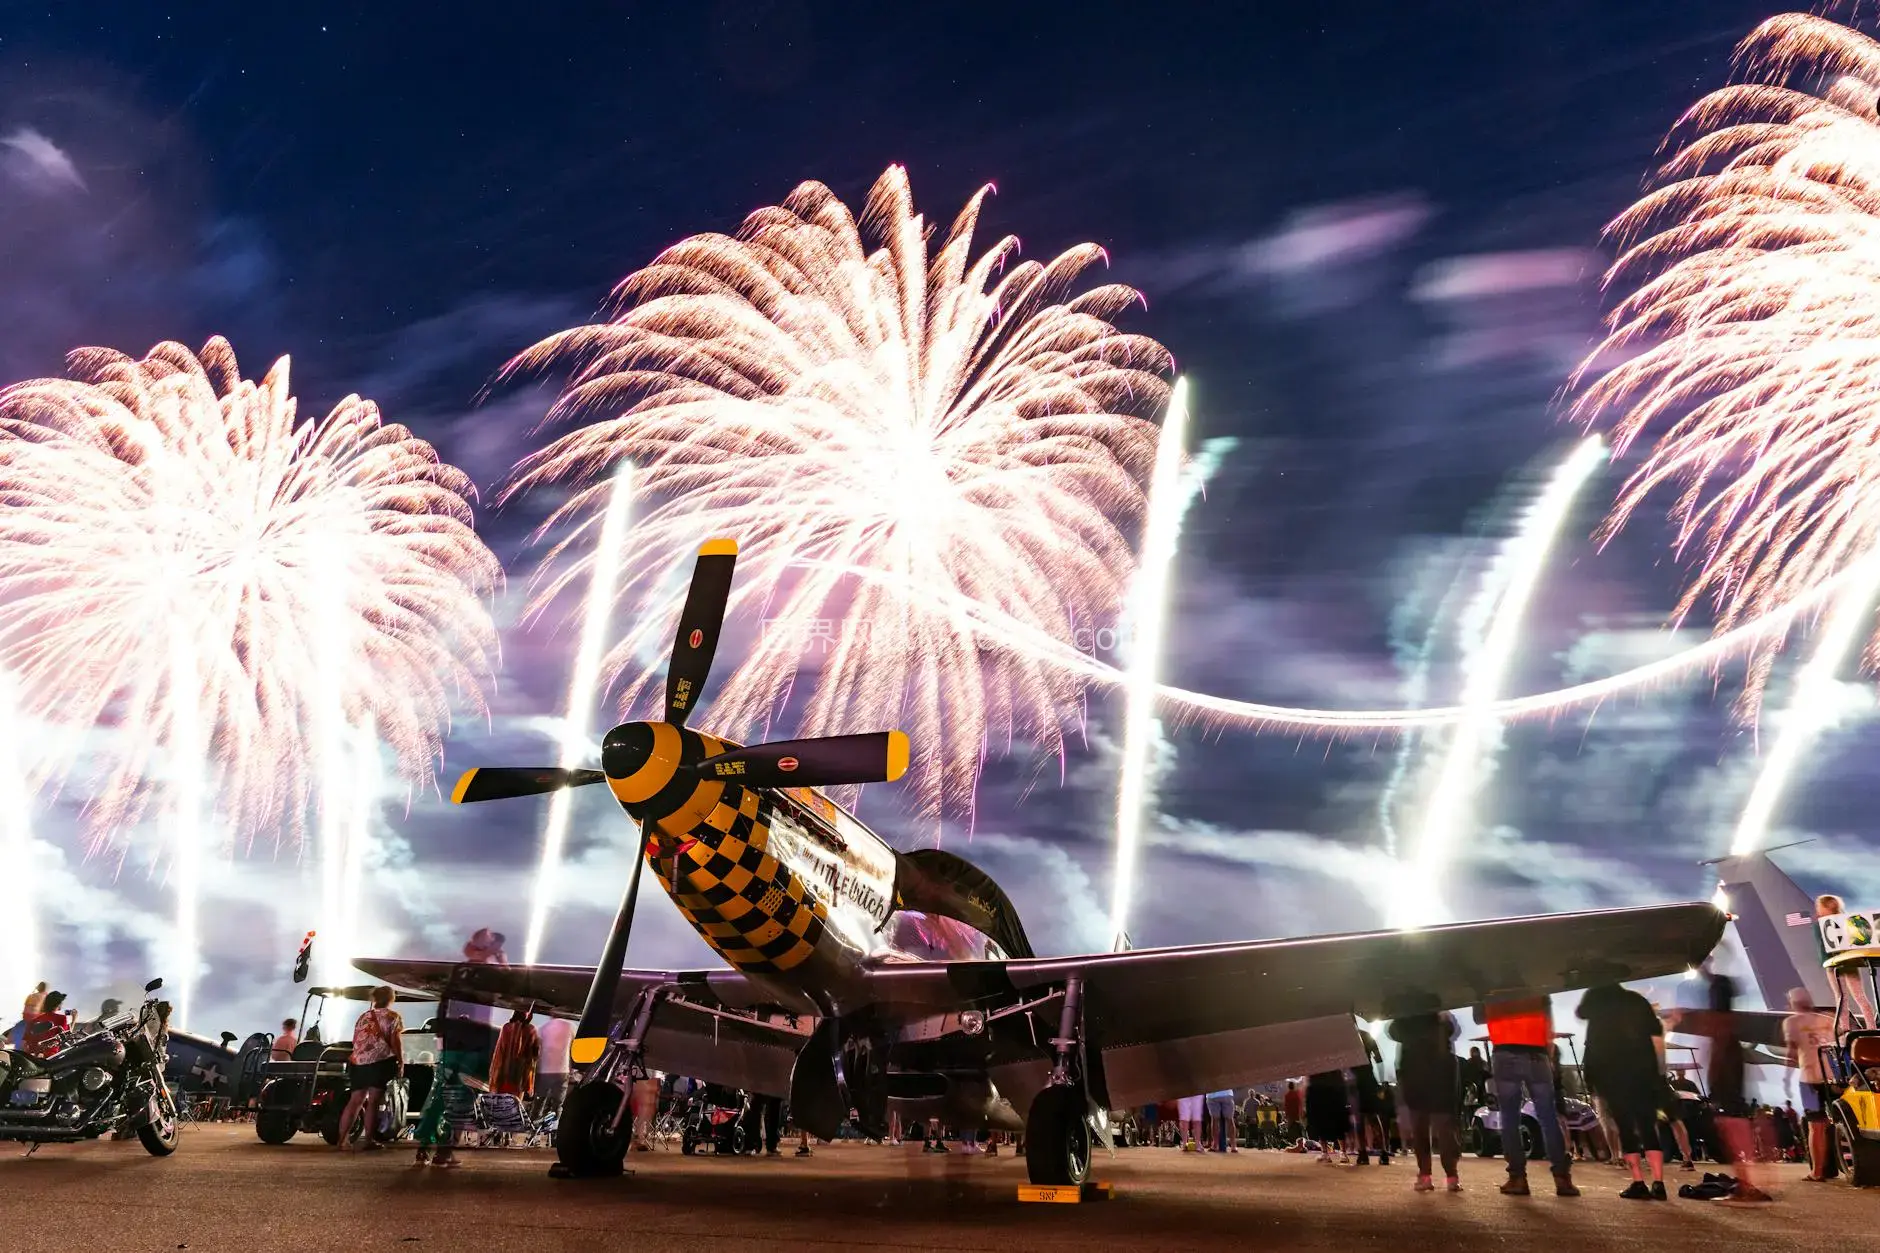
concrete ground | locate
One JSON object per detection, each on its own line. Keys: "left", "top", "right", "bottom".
{"left": 0, "top": 1125, "right": 1856, "bottom": 1252}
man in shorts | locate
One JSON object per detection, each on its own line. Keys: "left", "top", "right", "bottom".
{"left": 1784, "top": 986, "right": 1837, "bottom": 1181}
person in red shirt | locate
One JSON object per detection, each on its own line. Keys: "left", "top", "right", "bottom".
{"left": 21, "top": 990, "right": 72, "bottom": 1057}
{"left": 1477, "top": 996, "right": 1578, "bottom": 1197}
{"left": 1282, "top": 1079, "right": 1305, "bottom": 1141}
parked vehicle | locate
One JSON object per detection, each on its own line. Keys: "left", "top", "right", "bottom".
{"left": 253, "top": 984, "right": 435, "bottom": 1145}
{"left": 0, "top": 977, "right": 180, "bottom": 1155}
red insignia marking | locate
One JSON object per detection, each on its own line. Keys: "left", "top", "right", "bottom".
{"left": 778, "top": 756, "right": 799, "bottom": 772}
{"left": 688, "top": 628, "right": 704, "bottom": 648}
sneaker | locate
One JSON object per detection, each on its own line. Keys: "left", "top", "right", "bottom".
{"left": 1356, "top": 1151, "right": 1370, "bottom": 1166}
{"left": 764, "top": 1149, "right": 782, "bottom": 1158}
{"left": 1446, "top": 1177, "right": 1463, "bottom": 1192}
{"left": 1500, "top": 1175, "right": 1530, "bottom": 1196}
{"left": 1378, "top": 1154, "right": 1391, "bottom": 1166}
{"left": 794, "top": 1146, "right": 811, "bottom": 1157}
{"left": 1554, "top": 1174, "right": 1581, "bottom": 1198}
{"left": 1414, "top": 1175, "right": 1435, "bottom": 1192}
{"left": 1680, "top": 1160, "right": 1696, "bottom": 1172}
{"left": 1650, "top": 1181, "right": 1667, "bottom": 1201}
{"left": 1620, "top": 1181, "right": 1653, "bottom": 1201}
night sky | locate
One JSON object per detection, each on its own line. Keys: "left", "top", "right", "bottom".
{"left": 5, "top": 1, "right": 1866, "bottom": 1038}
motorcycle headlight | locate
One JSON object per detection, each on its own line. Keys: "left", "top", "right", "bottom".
{"left": 79, "top": 1068, "right": 110, "bottom": 1093}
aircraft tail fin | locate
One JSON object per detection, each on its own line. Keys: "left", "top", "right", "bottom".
{"left": 1709, "top": 847, "right": 1832, "bottom": 1012}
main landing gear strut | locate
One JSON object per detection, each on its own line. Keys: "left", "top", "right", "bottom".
{"left": 1025, "top": 976, "right": 1096, "bottom": 1187}
{"left": 551, "top": 985, "right": 671, "bottom": 1180}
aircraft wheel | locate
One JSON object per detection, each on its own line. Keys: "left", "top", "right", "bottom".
{"left": 1834, "top": 1102, "right": 1880, "bottom": 1187}
{"left": 255, "top": 1108, "right": 295, "bottom": 1144}
{"left": 680, "top": 1131, "right": 697, "bottom": 1155}
{"left": 557, "top": 1082, "right": 630, "bottom": 1177}
{"left": 1025, "top": 1087, "right": 1092, "bottom": 1187}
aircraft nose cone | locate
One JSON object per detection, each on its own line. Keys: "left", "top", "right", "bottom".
{"left": 601, "top": 722, "right": 656, "bottom": 780}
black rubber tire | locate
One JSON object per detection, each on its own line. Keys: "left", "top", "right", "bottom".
{"left": 255, "top": 1108, "right": 296, "bottom": 1144}
{"left": 319, "top": 1098, "right": 346, "bottom": 1147}
{"left": 138, "top": 1088, "right": 181, "bottom": 1157}
{"left": 1519, "top": 1118, "right": 1543, "bottom": 1163}
{"left": 557, "top": 1082, "right": 630, "bottom": 1177}
{"left": 1835, "top": 1102, "right": 1880, "bottom": 1187}
{"left": 1473, "top": 1118, "right": 1498, "bottom": 1157}
{"left": 1025, "top": 1087, "right": 1092, "bottom": 1187}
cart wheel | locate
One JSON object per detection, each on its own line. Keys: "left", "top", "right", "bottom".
{"left": 255, "top": 1108, "right": 296, "bottom": 1144}
{"left": 1834, "top": 1102, "right": 1880, "bottom": 1186}
{"left": 320, "top": 1099, "right": 346, "bottom": 1146}
{"left": 1472, "top": 1118, "right": 1498, "bottom": 1157}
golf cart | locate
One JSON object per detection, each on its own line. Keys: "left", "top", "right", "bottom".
{"left": 1469, "top": 1032, "right": 1609, "bottom": 1161}
{"left": 1816, "top": 908, "right": 1880, "bottom": 1186}
{"left": 253, "top": 984, "right": 436, "bottom": 1145}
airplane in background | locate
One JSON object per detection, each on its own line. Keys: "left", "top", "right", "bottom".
{"left": 359, "top": 539, "right": 1727, "bottom": 1188}
{"left": 1708, "top": 846, "right": 1838, "bottom": 1046}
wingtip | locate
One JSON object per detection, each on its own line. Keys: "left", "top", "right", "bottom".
{"left": 699, "top": 537, "right": 738, "bottom": 557}
{"left": 450, "top": 769, "right": 478, "bottom": 805}
{"left": 884, "top": 730, "right": 910, "bottom": 783}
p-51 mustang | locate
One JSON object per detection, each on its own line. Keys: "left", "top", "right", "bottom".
{"left": 359, "top": 539, "right": 1726, "bottom": 1187}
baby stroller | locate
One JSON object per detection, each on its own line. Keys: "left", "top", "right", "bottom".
{"left": 681, "top": 1084, "right": 751, "bottom": 1156}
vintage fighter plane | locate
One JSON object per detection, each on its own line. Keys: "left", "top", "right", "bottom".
{"left": 359, "top": 539, "right": 1727, "bottom": 1187}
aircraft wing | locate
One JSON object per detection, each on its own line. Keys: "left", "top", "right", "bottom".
{"left": 353, "top": 958, "right": 815, "bottom": 1098}
{"left": 862, "top": 901, "right": 1728, "bottom": 1109}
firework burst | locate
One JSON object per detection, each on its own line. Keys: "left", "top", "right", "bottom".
{"left": 1574, "top": 13, "right": 1880, "bottom": 710}
{"left": 0, "top": 338, "right": 502, "bottom": 841}
{"left": 506, "top": 166, "right": 1170, "bottom": 819}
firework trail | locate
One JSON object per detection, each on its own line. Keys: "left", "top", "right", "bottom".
{"left": 0, "top": 340, "right": 500, "bottom": 1020}
{"left": 505, "top": 166, "right": 1168, "bottom": 819}
{"left": 524, "top": 465, "right": 634, "bottom": 965}
{"left": 1109, "top": 379, "right": 1190, "bottom": 952}
{"left": 1732, "top": 555, "right": 1880, "bottom": 856}
{"left": 0, "top": 672, "right": 40, "bottom": 1011}
{"left": 1392, "top": 438, "right": 1606, "bottom": 929}
{"left": 1573, "top": 13, "right": 1880, "bottom": 719}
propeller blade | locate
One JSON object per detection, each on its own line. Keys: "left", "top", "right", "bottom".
{"left": 450, "top": 767, "right": 606, "bottom": 805}
{"left": 571, "top": 817, "right": 653, "bottom": 1066}
{"left": 664, "top": 538, "right": 738, "bottom": 727}
{"left": 692, "top": 730, "right": 909, "bottom": 790}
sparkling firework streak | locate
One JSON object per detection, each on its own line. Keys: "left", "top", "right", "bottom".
{"left": 1109, "top": 378, "right": 1190, "bottom": 952}
{"left": 504, "top": 166, "right": 1168, "bottom": 819}
{"left": 811, "top": 554, "right": 1856, "bottom": 732}
{"left": 1573, "top": 13, "right": 1880, "bottom": 718}
{"left": 523, "top": 465, "right": 635, "bottom": 965}
{"left": 1731, "top": 555, "right": 1880, "bottom": 856}
{"left": 0, "top": 340, "right": 500, "bottom": 1007}
{"left": 0, "top": 672, "right": 40, "bottom": 1017}
{"left": 1393, "top": 437, "right": 1607, "bottom": 929}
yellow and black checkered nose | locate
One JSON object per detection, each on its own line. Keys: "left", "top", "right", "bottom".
{"left": 599, "top": 719, "right": 828, "bottom": 974}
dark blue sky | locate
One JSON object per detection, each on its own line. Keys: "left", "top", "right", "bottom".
{"left": 5, "top": 1, "right": 1866, "bottom": 1036}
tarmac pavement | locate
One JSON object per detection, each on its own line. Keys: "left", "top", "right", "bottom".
{"left": 0, "top": 1125, "right": 1857, "bottom": 1252}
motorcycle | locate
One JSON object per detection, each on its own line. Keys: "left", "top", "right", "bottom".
{"left": 0, "top": 977, "right": 181, "bottom": 1155}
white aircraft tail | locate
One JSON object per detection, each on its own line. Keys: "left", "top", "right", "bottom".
{"left": 1708, "top": 846, "right": 1833, "bottom": 1012}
